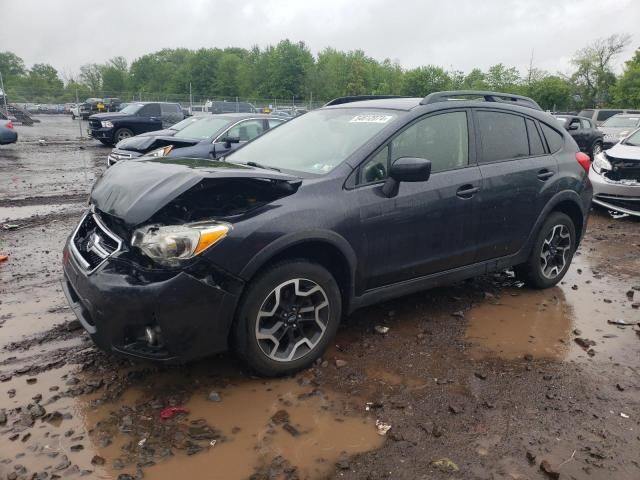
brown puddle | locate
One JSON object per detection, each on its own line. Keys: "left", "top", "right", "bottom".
{"left": 465, "top": 245, "right": 640, "bottom": 364}
{"left": 1, "top": 366, "right": 383, "bottom": 480}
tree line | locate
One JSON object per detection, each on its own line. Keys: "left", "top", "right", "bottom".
{"left": 1, "top": 34, "right": 639, "bottom": 110}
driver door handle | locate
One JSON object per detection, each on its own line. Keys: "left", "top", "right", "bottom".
{"left": 456, "top": 184, "right": 480, "bottom": 198}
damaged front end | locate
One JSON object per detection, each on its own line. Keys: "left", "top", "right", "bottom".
{"left": 590, "top": 151, "right": 640, "bottom": 217}
{"left": 62, "top": 157, "right": 302, "bottom": 362}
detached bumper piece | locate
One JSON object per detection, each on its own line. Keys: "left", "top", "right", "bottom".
{"left": 593, "top": 194, "right": 640, "bottom": 217}
{"left": 62, "top": 211, "right": 243, "bottom": 363}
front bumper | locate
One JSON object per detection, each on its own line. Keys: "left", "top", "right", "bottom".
{"left": 61, "top": 215, "right": 244, "bottom": 363}
{"left": 88, "top": 127, "right": 114, "bottom": 141}
{"left": 588, "top": 166, "right": 640, "bottom": 217}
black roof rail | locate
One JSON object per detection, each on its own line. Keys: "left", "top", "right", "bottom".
{"left": 324, "top": 95, "right": 409, "bottom": 106}
{"left": 420, "top": 90, "right": 542, "bottom": 110}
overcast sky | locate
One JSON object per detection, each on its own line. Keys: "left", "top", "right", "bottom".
{"left": 1, "top": 0, "right": 638, "bottom": 77}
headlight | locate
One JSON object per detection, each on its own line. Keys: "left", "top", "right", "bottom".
{"left": 144, "top": 145, "right": 173, "bottom": 158}
{"left": 101, "top": 120, "right": 113, "bottom": 128}
{"left": 131, "top": 222, "right": 230, "bottom": 266}
{"left": 592, "top": 152, "right": 612, "bottom": 174}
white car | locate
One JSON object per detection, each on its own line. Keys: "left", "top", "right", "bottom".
{"left": 589, "top": 127, "right": 640, "bottom": 217}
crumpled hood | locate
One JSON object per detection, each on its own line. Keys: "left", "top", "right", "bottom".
{"left": 606, "top": 142, "right": 640, "bottom": 161}
{"left": 113, "top": 134, "right": 197, "bottom": 153}
{"left": 90, "top": 158, "right": 302, "bottom": 226}
{"left": 116, "top": 128, "right": 177, "bottom": 148}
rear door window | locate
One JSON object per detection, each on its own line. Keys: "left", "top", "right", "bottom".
{"left": 540, "top": 123, "right": 564, "bottom": 153}
{"left": 139, "top": 103, "right": 161, "bottom": 117}
{"left": 580, "top": 119, "right": 592, "bottom": 129}
{"left": 526, "top": 119, "right": 545, "bottom": 156}
{"left": 477, "top": 111, "right": 529, "bottom": 163}
{"left": 596, "top": 110, "right": 621, "bottom": 122}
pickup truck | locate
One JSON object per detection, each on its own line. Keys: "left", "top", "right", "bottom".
{"left": 87, "top": 102, "right": 184, "bottom": 145}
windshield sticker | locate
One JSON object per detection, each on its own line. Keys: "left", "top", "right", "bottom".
{"left": 350, "top": 114, "right": 394, "bottom": 124}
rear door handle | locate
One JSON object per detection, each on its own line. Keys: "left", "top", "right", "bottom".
{"left": 537, "top": 169, "right": 555, "bottom": 180}
{"left": 456, "top": 184, "right": 480, "bottom": 198}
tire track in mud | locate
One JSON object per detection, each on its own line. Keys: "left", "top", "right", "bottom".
{"left": 0, "top": 193, "right": 88, "bottom": 208}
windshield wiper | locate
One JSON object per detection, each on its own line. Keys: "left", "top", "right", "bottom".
{"left": 245, "top": 161, "right": 281, "bottom": 172}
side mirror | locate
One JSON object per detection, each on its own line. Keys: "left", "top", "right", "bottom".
{"left": 220, "top": 136, "right": 241, "bottom": 148}
{"left": 568, "top": 123, "right": 579, "bottom": 131}
{"left": 382, "top": 157, "right": 432, "bottom": 198}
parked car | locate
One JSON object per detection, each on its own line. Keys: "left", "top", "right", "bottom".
{"left": 88, "top": 102, "right": 184, "bottom": 146}
{"left": 79, "top": 98, "right": 104, "bottom": 120}
{"left": 62, "top": 90, "right": 592, "bottom": 376}
{"left": 578, "top": 108, "right": 640, "bottom": 126}
{"left": 0, "top": 119, "right": 18, "bottom": 145}
{"left": 205, "top": 100, "right": 256, "bottom": 114}
{"left": 598, "top": 114, "right": 640, "bottom": 149}
{"left": 107, "top": 114, "right": 283, "bottom": 166}
{"left": 589, "top": 127, "right": 640, "bottom": 217}
{"left": 554, "top": 115, "right": 603, "bottom": 158}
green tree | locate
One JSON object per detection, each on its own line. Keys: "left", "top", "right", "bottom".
{"left": 0, "top": 51, "right": 27, "bottom": 81}
{"left": 614, "top": 48, "right": 640, "bottom": 107}
{"left": 528, "top": 75, "right": 573, "bottom": 111}
{"left": 571, "top": 33, "right": 631, "bottom": 107}
{"left": 485, "top": 64, "right": 521, "bottom": 92}
{"left": 401, "top": 65, "right": 451, "bottom": 96}
{"left": 79, "top": 63, "right": 102, "bottom": 94}
{"left": 101, "top": 57, "right": 129, "bottom": 95}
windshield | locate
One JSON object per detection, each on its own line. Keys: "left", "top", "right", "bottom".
{"left": 227, "top": 109, "right": 399, "bottom": 174}
{"left": 119, "top": 103, "right": 144, "bottom": 115}
{"left": 623, "top": 128, "right": 640, "bottom": 146}
{"left": 170, "top": 117, "right": 201, "bottom": 131}
{"left": 602, "top": 116, "right": 640, "bottom": 128}
{"left": 174, "top": 116, "right": 233, "bottom": 140}
{"left": 554, "top": 117, "right": 568, "bottom": 126}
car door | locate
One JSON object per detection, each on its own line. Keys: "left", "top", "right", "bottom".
{"left": 352, "top": 110, "right": 483, "bottom": 289}
{"left": 138, "top": 103, "right": 162, "bottom": 133}
{"left": 160, "top": 104, "right": 181, "bottom": 128}
{"left": 567, "top": 117, "right": 588, "bottom": 152}
{"left": 473, "top": 110, "right": 558, "bottom": 261}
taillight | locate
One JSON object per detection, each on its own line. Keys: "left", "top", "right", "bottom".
{"left": 575, "top": 152, "right": 591, "bottom": 173}
{"left": 5, "top": 121, "right": 14, "bottom": 129}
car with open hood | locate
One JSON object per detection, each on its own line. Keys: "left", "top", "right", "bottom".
{"left": 62, "top": 90, "right": 592, "bottom": 376}
{"left": 589, "top": 127, "right": 640, "bottom": 217}
{"left": 598, "top": 113, "right": 640, "bottom": 149}
{"left": 107, "top": 113, "right": 284, "bottom": 166}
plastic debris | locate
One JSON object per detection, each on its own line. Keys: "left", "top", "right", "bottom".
{"left": 137, "top": 438, "right": 147, "bottom": 447}
{"left": 608, "top": 319, "right": 631, "bottom": 326}
{"left": 430, "top": 458, "right": 459, "bottom": 472}
{"left": 374, "top": 325, "right": 389, "bottom": 335}
{"left": 159, "top": 406, "right": 189, "bottom": 420}
{"left": 0, "top": 255, "right": 8, "bottom": 263}
{"left": 375, "top": 419, "right": 391, "bottom": 436}
{"left": 209, "top": 439, "right": 217, "bottom": 447}
{"left": 3, "top": 224, "right": 20, "bottom": 230}
{"left": 620, "top": 412, "right": 629, "bottom": 418}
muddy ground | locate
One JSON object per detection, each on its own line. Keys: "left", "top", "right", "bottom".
{"left": 0, "top": 116, "right": 639, "bottom": 480}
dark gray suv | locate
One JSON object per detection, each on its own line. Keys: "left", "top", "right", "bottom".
{"left": 63, "top": 91, "right": 593, "bottom": 376}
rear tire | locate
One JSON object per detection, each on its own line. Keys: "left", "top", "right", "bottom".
{"left": 514, "top": 212, "right": 576, "bottom": 289}
{"left": 235, "top": 260, "right": 341, "bottom": 376}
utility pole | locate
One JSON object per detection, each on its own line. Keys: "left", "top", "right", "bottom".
{"left": 0, "top": 71, "right": 8, "bottom": 118}
{"left": 76, "top": 88, "right": 83, "bottom": 139}
{"left": 189, "top": 82, "right": 193, "bottom": 114}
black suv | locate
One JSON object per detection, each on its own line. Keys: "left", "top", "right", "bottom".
{"left": 62, "top": 91, "right": 592, "bottom": 376}
{"left": 88, "top": 102, "right": 184, "bottom": 146}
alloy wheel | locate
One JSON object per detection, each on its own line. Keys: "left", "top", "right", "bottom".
{"left": 539, "top": 224, "right": 572, "bottom": 279}
{"left": 116, "top": 130, "right": 132, "bottom": 142}
{"left": 255, "top": 278, "right": 330, "bottom": 362}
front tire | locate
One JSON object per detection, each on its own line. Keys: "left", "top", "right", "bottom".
{"left": 515, "top": 212, "right": 576, "bottom": 289}
{"left": 113, "top": 128, "right": 133, "bottom": 144}
{"left": 235, "top": 260, "right": 342, "bottom": 376}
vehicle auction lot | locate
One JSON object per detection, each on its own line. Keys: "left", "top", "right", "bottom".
{"left": 1, "top": 117, "right": 639, "bottom": 480}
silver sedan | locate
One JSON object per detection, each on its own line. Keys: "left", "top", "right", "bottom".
{"left": 589, "top": 127, "right": 640, "bottom": 217}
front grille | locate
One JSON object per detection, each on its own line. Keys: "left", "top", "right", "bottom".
{"left": 595, "top": 194, "right": 640, "bottom": 213}
{"left": 89, "top": 119, "right": 101, "bottom": 129}
{"left": 71, "top": 212, "right": 122, "bottom": 271}
{"left": 606, "top": 156, "right": 640, "bottom": 182}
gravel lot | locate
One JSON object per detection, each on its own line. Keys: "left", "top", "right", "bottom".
{"left": 1, "top": 116, "right": 639, "bottom": 480}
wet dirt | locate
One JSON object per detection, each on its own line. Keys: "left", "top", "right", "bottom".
{"left": 1, "top": 117, "right": 639, "bottom": 480}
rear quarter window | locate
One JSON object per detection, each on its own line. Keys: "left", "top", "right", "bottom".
{"left": 540, "top": 123, "right": 564, "bottom": 153}
{"left": 526, "top": 119, "right": 545, "bottom": 156}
